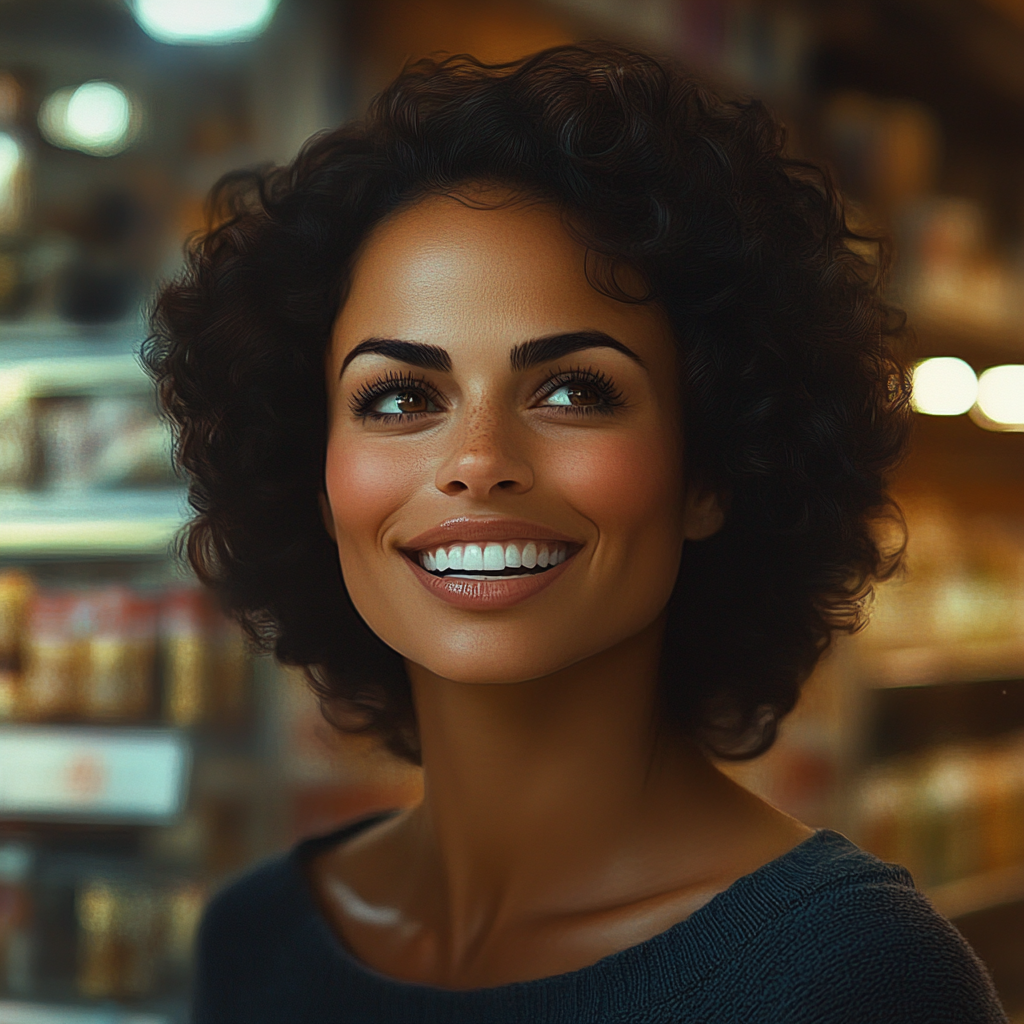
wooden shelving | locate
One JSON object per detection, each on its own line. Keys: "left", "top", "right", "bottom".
{"left": 926, "top": 863, "right": 1024, "bottom": 921}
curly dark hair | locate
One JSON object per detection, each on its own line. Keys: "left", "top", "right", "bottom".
{"left": 143, "top": 42, "right": 911, "bottom": 763}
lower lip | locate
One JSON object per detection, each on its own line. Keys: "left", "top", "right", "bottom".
{"left": 404, "top": 554, "right": 572, "bottom": 610}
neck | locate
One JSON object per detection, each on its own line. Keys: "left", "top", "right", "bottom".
{"left": 404, "top": 617, "right": 723, "bottom": 918}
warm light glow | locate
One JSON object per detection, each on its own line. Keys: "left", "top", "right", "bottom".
{"left": 38, "top": 81, "right": 136, "bottom": 156}
{"left": 911, "top": 357, "right": 978, "bottom": 416}
{"left": 129, "top": 0, "right": 280, "bottom": 44}
{"left": 976, "top": 365, "right": 1024, "bottom": 427}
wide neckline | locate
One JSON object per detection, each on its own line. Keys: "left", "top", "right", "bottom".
{"left": 285, "top": 820, "right": 890, "bottom": 1008}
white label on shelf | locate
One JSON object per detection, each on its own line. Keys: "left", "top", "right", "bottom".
{"left": 0, "top": 1001, "right": 168, "bottom": 1024}
{"left": 0, "top": 727, "right": 189, "bottom": 822}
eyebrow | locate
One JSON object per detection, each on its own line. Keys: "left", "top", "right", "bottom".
{"left": 340, "top": 338, "right": 452, "bottom": 378}
{"left": 509, "top": 331, "right": 644, "bottom": 371}
{"left": 339, "top": 330, "right": 643, "bottom": 379}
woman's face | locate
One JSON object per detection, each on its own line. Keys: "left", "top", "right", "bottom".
{"left": 324, "top": 192, "right": 718, "bottom": 685}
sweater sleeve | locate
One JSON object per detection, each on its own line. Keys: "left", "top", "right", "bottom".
{"left": 747, "top": 877, "right": 1009, "bottom": 1024}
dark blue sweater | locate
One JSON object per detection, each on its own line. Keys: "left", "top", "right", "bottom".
{"left": 193, "top": 820, "right": 1007, "bottom": 1023}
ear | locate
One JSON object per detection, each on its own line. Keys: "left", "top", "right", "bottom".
{"left": 682, "top": 485, "right": 724, "bottom": 541}
{"left": 318, "top": 492, "right": 337, "bottom": 542}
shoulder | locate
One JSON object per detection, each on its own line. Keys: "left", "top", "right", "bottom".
{"left": 728, "top": 831, "right": 1007, "bottom": 1023}
{"left": 192, "top": 854, "right": 318, "bottom": 1023}
{"left": 191, "top": 817, "right": 394, "bottom": 1024}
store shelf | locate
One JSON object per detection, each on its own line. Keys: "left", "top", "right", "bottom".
{"left": 0, "top": 489, "right": 189, "bottom": 557}
{"left": 860, "top": 639, "right": 1024, "bottom": 689}
{"left": 0, "top": 1002, "right": 169, "bottom": 1024}
{"left": 0, "top": 726, "right": 191, "bottom": 824}
{"left": 926, "top": 863, "right": 1024, "bottom": 921}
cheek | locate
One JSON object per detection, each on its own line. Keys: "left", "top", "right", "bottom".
{"left": 547, "top": 427, "right": 682, "bottom": 541}
{"left": 324, "top": 435, "right": 411, "bottom": 553}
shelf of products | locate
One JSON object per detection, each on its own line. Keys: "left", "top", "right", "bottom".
{"left": 0, "top": 329, "right": 270, "bottom": 1020}
{"left": 0, "top": 1001, "right": 169, "bottom": 1023}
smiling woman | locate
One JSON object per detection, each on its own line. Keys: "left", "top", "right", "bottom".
{"left": 143, "top": 43, "right": 1007, "bottom": 1024}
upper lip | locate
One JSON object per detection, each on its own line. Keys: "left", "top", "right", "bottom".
{"left": 402, "top": 517, "right": 580, "bottom": 552}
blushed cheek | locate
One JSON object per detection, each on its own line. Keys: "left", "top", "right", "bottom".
{"left": 549, "top": 430, "right": 683, "bottom": 542}
{"left": 324, "top": 436, "right": 410, "bottom": 560}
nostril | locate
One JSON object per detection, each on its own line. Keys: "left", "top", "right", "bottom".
{"left": 496, "top": 479, "right": 517, "bottom": 490}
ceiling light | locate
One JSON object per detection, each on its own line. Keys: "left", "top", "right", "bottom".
{"left": 39, "top": 82, "right": 137, "bottom": 157}
{"left": 911, "top": 357, "right": 978, "bottom": 416}
{"left": 128, "top": 0, "right": 280, "bottom": 45}
{"left": 974, "top": 365, "right": 1024, "bottom": 430}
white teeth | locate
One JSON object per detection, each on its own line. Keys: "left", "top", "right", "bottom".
{"left": 483, "top": 543, "right": 504, "bottom": 570}
{"left": 419, "top": 540, "right": 570, "bottom": 574}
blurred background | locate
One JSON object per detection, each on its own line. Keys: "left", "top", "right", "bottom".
{"left": 0, "top": 0, "right": 1021, "bottom": 1020}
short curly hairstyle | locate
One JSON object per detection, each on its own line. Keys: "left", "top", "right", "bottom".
{"left": 144, "top": 43, "right": 911, "bottom": 763}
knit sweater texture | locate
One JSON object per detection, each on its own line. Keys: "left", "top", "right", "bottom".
{"left": 192, "top": 819, "right": 1008, "bottom": 1023}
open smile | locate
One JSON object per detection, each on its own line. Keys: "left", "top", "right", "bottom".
{"left": 401, "top": 519, "right": 581, "bottom": 610}
{"left": 415, "top": 541, "right": 571, "bottom": 580}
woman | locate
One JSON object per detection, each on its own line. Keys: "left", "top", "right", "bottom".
{"left": 146, "top": 44, "right": 1007, "bottom": 1023}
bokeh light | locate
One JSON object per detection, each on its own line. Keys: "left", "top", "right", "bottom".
{"left": 976, "top": 365, "right": 1024, "bottom": 428}
{"left": 129, "top": 0, "right": 280, "bottom": 45}
{"left": 911, "top": 356, "right": 978, "bottom": 416}
{"left": 38, "top": 81, "right": 136, "bottom": 157}
{"left": 0, "top": 132, "right": 21, "bottom": 195}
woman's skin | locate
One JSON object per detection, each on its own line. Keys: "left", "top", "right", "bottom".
{"left": 312, "top": 188, "right": 813, "bottom": 989}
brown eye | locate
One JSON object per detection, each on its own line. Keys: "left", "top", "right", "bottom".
{"left": 544, "top": 384, "right": 600, "bottom": 408}
{"left": 371, "top": 389, "right": 438, "bottom": 415}
{"left": 395, "top": 391, "right": 427, "bottom": 413}
{"left": 566, "top": 386, "right": 599, "bottom": 406}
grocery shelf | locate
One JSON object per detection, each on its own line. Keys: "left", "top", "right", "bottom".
{"left": 0, "top": 1001, "right": 169, "bottom": 1024}
{"left": 860, "top": 639, "right": 1024, "bottom": 689}
{"left": 0, "top": 725, "right": 191, "bottom": 824}
{"left": 0, "top": 489, "right": 189, "bottom": 557}
{"left": 926, "top": 863, "right": 1024, "bottom": 921}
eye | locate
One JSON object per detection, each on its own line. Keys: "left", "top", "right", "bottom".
{"left": 350, "top": 372, "right": 446, "bottom": 420}
{"left": 534, "top": 368, "right": 624, "bottom": 416}
{"left": 542, "top": 384, "right": 602, "bottom": 408}
{"left": 372, "top": 389, "right": 439, "bottom": 415}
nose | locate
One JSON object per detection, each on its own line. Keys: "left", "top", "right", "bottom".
{"left": 435, "top": 402, "right": 534, "bottom": 498}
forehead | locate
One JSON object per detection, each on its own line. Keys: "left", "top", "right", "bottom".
{"left": 331, "top": 193, "right": 669, "bottom": 361}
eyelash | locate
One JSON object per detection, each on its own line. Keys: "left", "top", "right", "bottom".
{"left": 535, "top": 366, "right": 625, "bottom": 416}
{"left": 349, "top": 371, "right": 446, "bottom": 421}
{"left": 349, "top": 366, "right": 625, "bottom": 420}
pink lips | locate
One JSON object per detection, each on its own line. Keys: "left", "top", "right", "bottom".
{"left": 401, "top": 517, "right": 579, "bottom": 611}
{"left": 403, "top": 517, "right": 577, "bottom": 551}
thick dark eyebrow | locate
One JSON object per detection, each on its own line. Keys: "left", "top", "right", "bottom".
{"left": 339, "top": 338, "right": 452, "bottom": 378}
{"left": 509, "top": 331, "right": 644, "bottom": 372}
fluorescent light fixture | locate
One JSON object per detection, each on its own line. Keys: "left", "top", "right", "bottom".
{"left": 128, "top": 0, "right": 280, "bottom": 44}
{"left": 38, "top": 81, "right": 137, "bottom": 157}
{"left": 974, "top": 364, "right": 1024, "bottom": 430}
{"left": 911, "top": 356, "right": 977, "bottom": 416}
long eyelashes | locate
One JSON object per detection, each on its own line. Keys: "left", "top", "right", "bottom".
{"left": 349, "top": 365, "right": 625, "bottom": 421}
{"left": 534, "top": 366, "right": 625, "bottom": 415}
{"left": 349, "top": 371, "right": 446, "bottom": 420}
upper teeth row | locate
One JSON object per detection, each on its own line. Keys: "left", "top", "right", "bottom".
{"left": 419, "top": 542, "right": 567, "bottom": 572}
